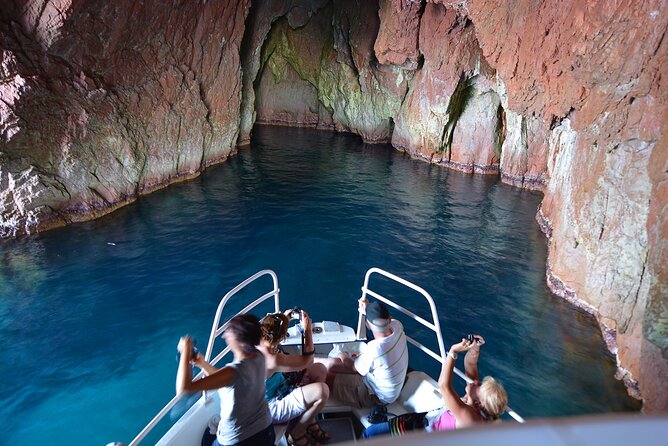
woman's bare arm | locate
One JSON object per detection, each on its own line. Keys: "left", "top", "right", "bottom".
{"left": 193, "top": 352, "right": 219, "bottom": 376}
{"left": 176, "top": 336, "right": 234, "bottom": 394}
{"left": 438, "top": 339, "right": 475, "bottom": 423}
{"left": 301, "top": 310, "right": 315, "bottom": 354}
{"left": 270, "top": 350, "right": 314, "bottom": 372}
{"left": 267, "top": 310, "right": 316, "bottom": 373}
{"left": 464, "top": 334, "right": 485, "bottom": 382}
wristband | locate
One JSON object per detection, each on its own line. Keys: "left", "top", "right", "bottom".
{"left": 448, "top": 349, "right": 458, "bottom": 360}
{"left": 302, "top": 349, "right": 315, "bottom": 356}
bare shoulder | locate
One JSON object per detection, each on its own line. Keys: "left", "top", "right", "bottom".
{"left": 455, "top": 405, "right": 482, "bottom": 428}
{"left": 258, "top": 345, "right": 278, "bottom": 365}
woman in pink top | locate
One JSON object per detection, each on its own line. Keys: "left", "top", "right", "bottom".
{"left": 362, "top": 334, "right": 508, "bottom": 438}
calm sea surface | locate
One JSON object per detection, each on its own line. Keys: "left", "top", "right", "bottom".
{"left": 0, "top": 126, "right": 640, "bottom": 445}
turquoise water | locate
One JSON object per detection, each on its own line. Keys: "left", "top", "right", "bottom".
{"left": 0, "top": 126, "right": 640, "bottom": 445}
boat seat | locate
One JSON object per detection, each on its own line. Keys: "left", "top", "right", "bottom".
{"left": 323, "top": 371, "right": 445, "bottom": 428}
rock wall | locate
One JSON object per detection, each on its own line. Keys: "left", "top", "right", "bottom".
{"left": 250, "top": 0, "right": 407, "bottom": 143}
{"left": 392, "top": 4, "right": 503, "bottom": 174}
{"left": 237, "top": 0, "right": 331, "bottom": 144}
{"left": 245, "top": 0, "right": 667, "bottom": 411}
{"left": 1, "top": 0, "right": 666, "bottom": 411}
{"left": 465, "top": 0, "right": 667, "bottom": 412}
{"left": 0, "top": 0, "right": 250, "bottom": 236}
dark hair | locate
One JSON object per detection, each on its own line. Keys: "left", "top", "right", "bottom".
{"left": 226, "top": 314, "right": 262, "bottom": 354}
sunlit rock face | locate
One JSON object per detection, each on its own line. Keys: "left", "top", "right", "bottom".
{"left": 463, "top": 0, "right": 667, "bottom": 412}
{"left": 0, "top": 0, "right": 666, "bottom": 411}
{"left": 374, "top": 0, "right": 421, "bottom": 69}
{"left": 0, "top": 0, "right": 250, "bottom": 236}
{"left": 391, "top": 4, "right": 503, "bottom": 174}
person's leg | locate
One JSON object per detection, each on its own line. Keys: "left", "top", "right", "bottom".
{"left": 305, "top": 361, "right": 328, "bottom": 384}
{"left": 313, "top": 356, "right": 343, "bottom": 372}
{"left": 312, "top": 357, "right": 347, "bottom": 390}
{"left": 362, "top": 422, "right": 391, "bottom": 439}
{"left": 325, "top": 370, "right": 336, "bottom": 390}
{"left": 289, "top": 383, "right": 329, "bottom": 441}
{"left": 329, "top": 373, "right": 378, "bottom": 408}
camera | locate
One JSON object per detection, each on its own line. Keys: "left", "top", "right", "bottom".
{"left": 176, "top": 341, "right": 199, "bottom": 362}
{"left": 466, "top": 334, "right": 481, "bottom": 344}
{"left": 291, "top": 307, "right": 302, "bottom": 321}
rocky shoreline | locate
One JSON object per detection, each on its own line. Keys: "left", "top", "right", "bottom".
{"left": 537, "top": 208, "right": 642, "bottom": 401}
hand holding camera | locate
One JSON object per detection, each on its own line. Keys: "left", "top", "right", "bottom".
{"left": 294, "top": 307, "right": 314, "bottom": 334}
{"left": 177, "top": 336, "right": 200, "bottom": 363}
{"left": 291, "top": 306, "right": 302, "bottom": 321}
{"left": 451, "top": 334, "right": 485, "bottom": 353}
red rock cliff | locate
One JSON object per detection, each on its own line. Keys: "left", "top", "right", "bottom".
{"left": 0, "top": 0, "right": 250, "bottom": 235}
{"left": 246, "top": 0, "right": 667, "bottom": 412}
{"left": 1, "top": 0, "right": 666, "bottom": 411}
{"left": 465, "top": 0, "right": 667, "bottom": 412}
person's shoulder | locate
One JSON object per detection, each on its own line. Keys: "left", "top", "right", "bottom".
{"left": 391, "top": 319, "right": 404, "bottom": 330}
{"left": 241, "top": 351, "right": 266, "bottom": 367}
{"left": 390, "top": 319, "right": 405, "bottom": 337}
{"left": 363, "top": 338, "right": 383, "bottom": 353}
{"left": 253, "top": 351, "right": 267, "bottom": 365}
{"left": 257, "top": 345, "right": 278, "bottom": 360}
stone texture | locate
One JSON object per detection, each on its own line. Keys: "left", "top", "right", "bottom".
{"left": 251, "top": 0, "right": 407, "bottom": 142}
{"left": 447, "top": 74, "right": 501, "bottom": 173}
{"left": 374, "top": 0, "right": 422, "bottom": 69}
{"left": 497, "top": 79, "right": 550, "bottom": 190}
{"left": 390, "top": 3, "right": 502, "bottom": 174}
{"left": 255, "top": 58, "right": 322, "bottom": 126}
{"left": 237, "top": 0, "right": 330, "bottom": 144}
{"left": 1, "top": 0, "right": 666, "bottom": 413}
{"left": 463, "top": 0, "right": 668, "bottom": 411}
{"left": 0, "top": 0, "right": 251, "bottom": 236}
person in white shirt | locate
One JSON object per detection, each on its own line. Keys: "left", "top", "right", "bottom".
{"left": 327, "top": 299, "right": 409, "bottom": 407}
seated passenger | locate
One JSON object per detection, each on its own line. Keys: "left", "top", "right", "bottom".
{"left": 327, "top": 299, "right": 409, "bottom": 408}
{"left": 176, "top": 314, "right": 275, "bottom": 446}
{"left": 362, "top": 334, "right": 508, "bottom": 438}
{"left": 258, "top": 309, "right": 330, "bottom": 446}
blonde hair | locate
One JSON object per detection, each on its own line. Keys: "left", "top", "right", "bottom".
{"left": 478, "top": 376, "right": 508, "bottom": 420}
{"left": 259, "top": 313, "right": 290, "bottom": 347}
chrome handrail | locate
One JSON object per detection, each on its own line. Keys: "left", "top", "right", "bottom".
{"left": 206, "top": 270, "right": 280, "bottom": 361}
{"left": 355, "top": 267, "right": 524, "bottom": 423}
{"left": 128, "top": 269, "right": 280, "bottom": 446}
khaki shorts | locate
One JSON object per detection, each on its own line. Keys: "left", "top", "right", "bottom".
{"left": 268, "top": 387, "right": 307, "bottom": 424}
{"left": 332, "top": 373, "right": 380, "bottom": 408}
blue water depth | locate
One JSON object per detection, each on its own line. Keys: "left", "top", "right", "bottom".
{"left": 0, "top": 126, "right": 640, "bottom": 445}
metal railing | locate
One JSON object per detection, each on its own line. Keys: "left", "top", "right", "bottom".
{"left": 355, "top": 267, "right": 524, "bottom": 423}
{"left": 128, "top": 269, "right": 280, "bottom": 446}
